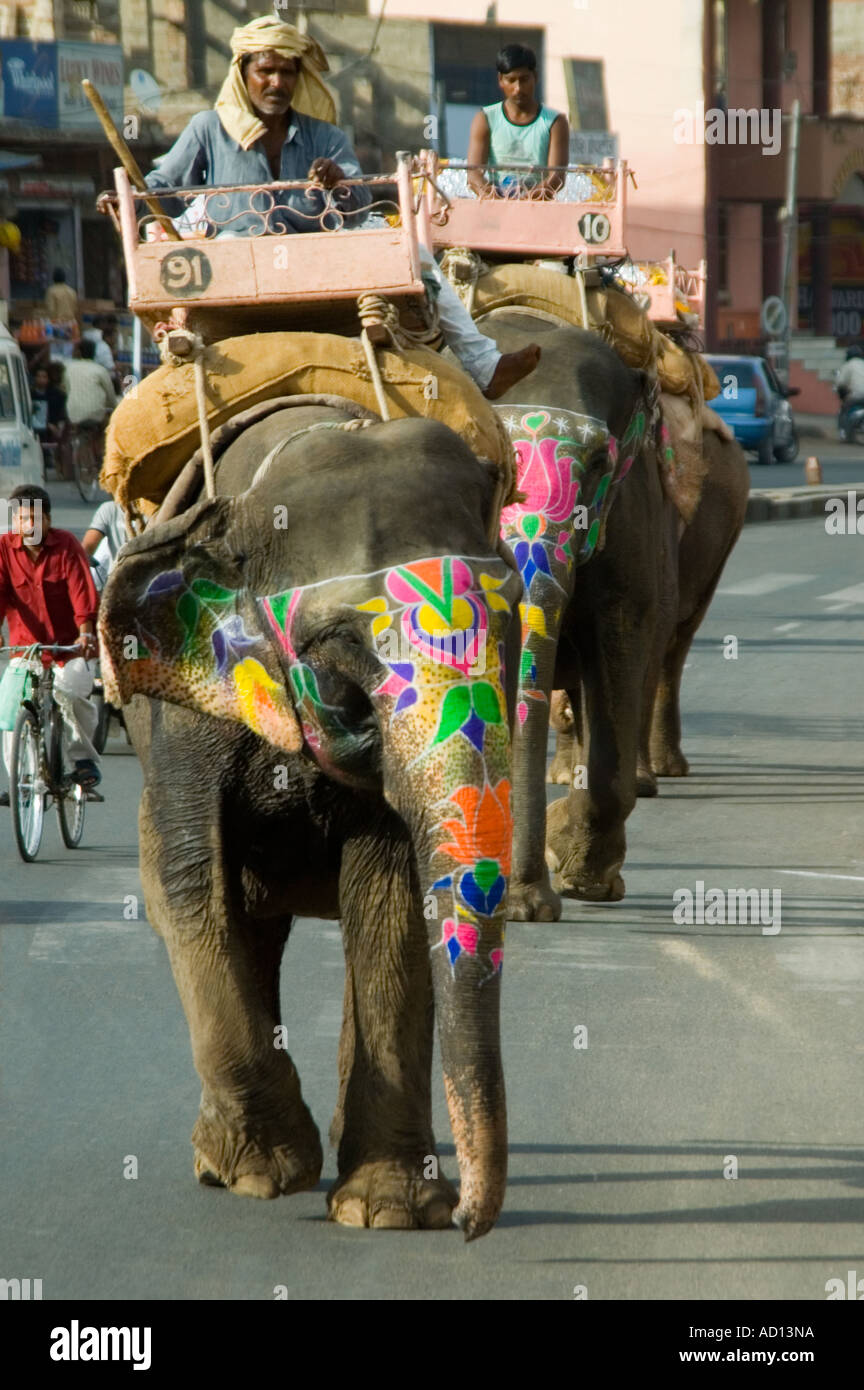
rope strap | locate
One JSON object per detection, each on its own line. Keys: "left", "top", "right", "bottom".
{"left": 155, "top": 325, "right": 216, "bottom": 500}
{"left": 439, "top": 247, "right": 487, "bottom": 315}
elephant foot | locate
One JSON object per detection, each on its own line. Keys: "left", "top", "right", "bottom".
{"left": 192, "top": 1105, "right": 323, "bottom": 1199}
{"left": 636, "top": 763, "right": 659, "bottom": 798}
{"left": 328, "top": 1159, "right": 458, "bottom": 1231}
{"left": 653, "top": 748, "right": 690, "bottom": 777}
{"left": 546, "top": 752, "right": 573, "bottom": 786}
{"left": 545, "top": 796, "right": 626, "bottom": 902}
{"left": 555, "top": 872, "right": 625, "bottom": 903}
{"left": 508, "top": 877, "right": 562, "bottom": 922}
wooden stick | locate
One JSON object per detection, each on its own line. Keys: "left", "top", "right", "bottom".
{"left": 81, "top": 79, "right": 181, "bottom": 240}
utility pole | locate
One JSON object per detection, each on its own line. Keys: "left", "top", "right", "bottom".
{"left": 778, "top": 98, "right": 801, "bottom": 386}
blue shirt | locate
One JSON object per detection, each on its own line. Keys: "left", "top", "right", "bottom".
{"left": 144, "top": 108, "right": 372, "bottom": 236}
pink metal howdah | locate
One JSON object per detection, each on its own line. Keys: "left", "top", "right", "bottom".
{"left": 417, "top": 150, "right": 629, "bottom": 262}
{"left": 623, "top": 253, "right": 707, "bottom": 329}
{"left": 114, "top": 153, "right": 424, "bottom": 318}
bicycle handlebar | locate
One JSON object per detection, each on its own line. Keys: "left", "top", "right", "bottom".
{"left": 0, "top": 643, "right": 84, "bottom": 657}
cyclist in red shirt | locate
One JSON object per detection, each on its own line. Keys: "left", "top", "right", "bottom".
{"left": 0, "top": 484, "right": 101, "bottom": 804}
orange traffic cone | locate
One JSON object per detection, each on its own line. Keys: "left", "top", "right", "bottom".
{"left": 805, "top": 456, "right": 822, "bottom": 485}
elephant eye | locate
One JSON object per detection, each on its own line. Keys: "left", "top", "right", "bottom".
{"left": 306, "top": 661, "right": 374, "bottom": 726}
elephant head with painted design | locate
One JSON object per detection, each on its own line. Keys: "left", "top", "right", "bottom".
{"left": 99, "top": 404, "right": 522, "bottom": 1238}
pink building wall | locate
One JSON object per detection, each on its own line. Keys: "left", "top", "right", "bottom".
{"left": 784, "top": 3, "right": 814, "bottom": 114}
{"left": 380, "top": 0, "right": 708, "bottom": 269}
{"left": 726, "top": 0, "right": 762, "bottom": 111}
{"left": 727, "top": 203, "right": 762, "bottom": 310}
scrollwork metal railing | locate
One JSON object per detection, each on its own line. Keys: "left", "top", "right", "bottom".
{"left": 426, "top": 160, "right": 620, "bottom": 213}
{"left": 130, "top": 172, "right": 404, "bottom": 241}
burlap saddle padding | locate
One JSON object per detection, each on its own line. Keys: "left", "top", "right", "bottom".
{"left": 102, "top": 331, "right": 514, "bottom": 519}
{"left": 464, "top": 262, "right": 726, "bottom": 523}
{"left": 469, "top": 263, "right": 720, "bottom": 408}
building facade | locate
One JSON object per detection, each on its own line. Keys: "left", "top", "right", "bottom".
{"left": 370, "top": 0, "right": 864, "bottom": 350}
{"left": 3, "top": 1, "right": 861, "bottom": 355}
{"left": 0, "top": 0, "right": 126, "bottom": 310}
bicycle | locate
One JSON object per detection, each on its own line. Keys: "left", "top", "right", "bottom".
{"left": 0, "top": 643, "right": 93, "bottom": 862}
{"left": 71, "top": 420, "right": 105, "bottom": 504}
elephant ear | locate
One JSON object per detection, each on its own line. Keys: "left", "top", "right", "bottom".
{"left": 102, "top": 632, "right": 305, "bottom": 754}
{"left": 213, "top": 651, "right": 305, "bottom": 753}
{"left": 100, "top": 579, "right": 305, "bottom": 755}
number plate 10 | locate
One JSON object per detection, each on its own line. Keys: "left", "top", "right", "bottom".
{"left": 159, "top": 248, "right": 213, "bottom": 298}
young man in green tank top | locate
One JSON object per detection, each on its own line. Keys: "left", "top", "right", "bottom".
{"left": 467, "top": 44, "right": 569, "bottom": 200}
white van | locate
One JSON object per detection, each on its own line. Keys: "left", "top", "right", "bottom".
{"left": 0, "top": 324, "right": 43, "bottom": 493}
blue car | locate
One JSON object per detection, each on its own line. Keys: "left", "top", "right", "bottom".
{"left": 704, "top": 355, "right": 800, "bottom": 465}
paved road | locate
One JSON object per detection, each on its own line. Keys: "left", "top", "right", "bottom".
{"left": 748, "top": 435, "right": 863, "bottom": 490}
{"left": 1, "top": 509, "right": 862, "bottom": 1301}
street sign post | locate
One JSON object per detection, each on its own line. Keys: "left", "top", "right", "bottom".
{"left": 761, "top": 296, "right": 788, "bottom": 339}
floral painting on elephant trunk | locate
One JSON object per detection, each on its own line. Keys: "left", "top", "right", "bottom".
{"left": 260, "top": 555, "right": 520, "bottom": 984}
{"left": 495, "top": 404, "right": 647, "bottom": 728}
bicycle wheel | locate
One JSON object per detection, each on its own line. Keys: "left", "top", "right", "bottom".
{"left": 74, "top": 430, "right": 103, "bottom": 504}
{"left": 57, "top": 778, "right": 86, "bottom": 848}
{"left": 10, "top": 707, "right": 46, "bottom": 862}
{"left": 51, "top": 707, "right": 86, "bottom": 849}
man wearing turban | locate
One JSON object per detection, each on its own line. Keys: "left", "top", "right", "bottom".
{"left": 133, "top": 15, "right": 540, "bottom": 397}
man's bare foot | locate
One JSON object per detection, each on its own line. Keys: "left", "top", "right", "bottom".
{"left": 482, "top": 344, "right": 542, "bottom": 399}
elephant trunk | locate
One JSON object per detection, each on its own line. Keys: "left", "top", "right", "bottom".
{"left": 377, "top": 639, "right": 514, "bottom": 1240}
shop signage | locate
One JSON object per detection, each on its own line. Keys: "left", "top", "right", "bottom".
{"left": 57, "top": 42, "right": 123, "bottom": 129}
{"left": 18, "top": 176, "right": 95, "bottom": 198}
{"left": 0, "top": 40, "right": 122, "bottom": 130}
{"left": 1, "top": 41, "right": 58, "bottom": 127}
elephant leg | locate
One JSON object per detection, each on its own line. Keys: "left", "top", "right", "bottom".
{"left": 547, "top": 689, "right": 577, "bottom": 786}
{"left": 546, "top": 601, "right": 652, "bottom": 901}
{"left": 139, "top": 788, "right": 323, "bottom": 1198}
{"left": 548, "top": 727, "right": 577, "bottom": 785}
{"left": 509, "top": 633, "right": 562, "bottom": 923}
{"left": 636, "top": 649, "right": 662, "bottom": 799}
{"left": 649, "top": 610, "right": 702, "bottom": 777}
{"left": 327, "top": 819, "right": 458, "bottom": 1230}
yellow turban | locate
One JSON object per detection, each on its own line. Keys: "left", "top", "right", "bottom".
{"left": 214, "top": 16, "right": 337, "bottom": 150}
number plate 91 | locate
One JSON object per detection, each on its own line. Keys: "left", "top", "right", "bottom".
{"left": 159, "top": 248, "right": 213, "bottom": 297}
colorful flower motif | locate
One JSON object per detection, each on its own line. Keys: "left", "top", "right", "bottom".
{"left": 384, "top": 556, "right": 488, "bottom": 676}
{"left": 258, "top": 558, "right": 518, "bottom": 984}
{"left": 520, "top": 647, "right": 537, "bottom": 688}
{"left": 501, "top": 410, "right": 582, "bottom": 526}
{"left": 373, "top": 660, "right": 417, "bottom": 714}
{"left": 438, "top": 780, "right": 512, "bottom": 877}
{"left": 232, "top": 656, "right": 288, "bottom": 731}
{"left": 261, "top": 588, "right": 302, "bottom": 662}
{"left": 553, "top": 530, "right": 572, "bottom": 566}
{"left": 511, "top": 513, "right": 555, "bottom": 593}
{"left": 211, "top": 613, "right": 261, "bottom": 676}
{"left": 441, "top": 918, "right": 480, "bottom": 966}
{"left": 459, "top": 858, "right": 507, "bottom": 917}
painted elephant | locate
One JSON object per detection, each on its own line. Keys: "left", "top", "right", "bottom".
{"left": 474, "top": 311, "right": 676, "bottom": 916}
{"left": 99, "top": 400, "right": 523, "bottom": 1239}
{"left": 547, "top": 425, "right": 749, "bottom": 788}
